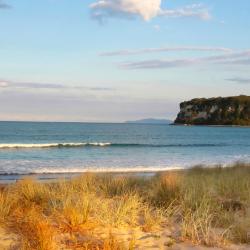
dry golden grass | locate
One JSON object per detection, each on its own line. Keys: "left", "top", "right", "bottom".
{"left": 149, "top": 172, "right": 182, "bottom": 207}
{"left": 0, "top": 163, "right": 250, "bottom": 249}
{"left": 0, "top": 192, "right": 13, "bottom": 224}
{"left": 11, "top": 207, "right": 56, "bottom": 250}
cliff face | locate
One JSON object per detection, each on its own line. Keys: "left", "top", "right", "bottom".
{"left": 174, "top": 95, "right": 250, "bottom": 125}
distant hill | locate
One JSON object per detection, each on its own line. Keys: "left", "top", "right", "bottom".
{"left": 125, "top": 118, "right": 172, "bottom": 124}
{"left": 174, "top": 95, "right": 250, "bottom": 126}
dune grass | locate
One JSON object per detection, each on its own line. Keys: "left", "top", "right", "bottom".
{"left": 0, "top": 163, "right": 250, "bottom": 249}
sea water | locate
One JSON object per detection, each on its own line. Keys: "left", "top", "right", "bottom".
{"left": 0, "top": 121, "right": 250, "bottom": 177}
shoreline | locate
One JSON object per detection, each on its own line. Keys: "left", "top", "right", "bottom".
{"left": 0, "top": 162, "right": 248, "bottom": 184}
{"left": 0, "top": 170, "right": 177, "bottom": 184}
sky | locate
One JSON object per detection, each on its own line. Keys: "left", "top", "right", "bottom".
{"left": 0, "top": 0, "right": 250, "bottom": 122}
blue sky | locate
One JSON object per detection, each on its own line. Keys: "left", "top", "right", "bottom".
{"left": 0, "top": 0, "right": 250, "bottom": 122}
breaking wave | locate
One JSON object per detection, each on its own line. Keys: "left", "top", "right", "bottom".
{"left": 0, "top": 142, "right": 111, "bottom": 149}
{"left": 0, "top": 142, "right": 227, "bottom": 149}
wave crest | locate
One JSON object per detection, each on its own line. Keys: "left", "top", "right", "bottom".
{"left": 0, "top": 142, "right": 111, "bottom": 149}
{"left": 0, "top": 142, "right": 226, "bottom": 149}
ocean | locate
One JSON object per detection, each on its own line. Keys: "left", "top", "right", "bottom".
{"left": 0, "top": 121, "right": 250, "bottom": 180}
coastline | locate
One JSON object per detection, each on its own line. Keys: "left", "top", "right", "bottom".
{"left": 172, "top": 123, "right": 250, "bottom": 128}
{"left": 0, "top": 168, "right": 181, "bottom": 184}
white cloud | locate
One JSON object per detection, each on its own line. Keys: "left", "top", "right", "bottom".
{"left": 90, "top": 0, "right": 211, "bottom": 22}
{"left": 100, "top": 46, "right": 233, "bottom": 56}
{"left": 90, "top": 0, "right": 161, "bottom": 21}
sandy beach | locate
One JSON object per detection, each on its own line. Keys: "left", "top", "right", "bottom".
{"left": 1, "top": 164, "right": 250, "bottom": 249}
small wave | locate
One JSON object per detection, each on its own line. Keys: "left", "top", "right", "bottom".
{"left": 111, "top": 143, "right": 227, "bottom": 148}
{"left": 0, "top": 142, "right": 111, "bottom": 149}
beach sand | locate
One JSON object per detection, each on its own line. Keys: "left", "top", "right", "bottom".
{"left": 0, "top": 225, "right": 249, "bottom": 249}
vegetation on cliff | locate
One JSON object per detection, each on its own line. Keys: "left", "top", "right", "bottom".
{"left": 175, "top": 95, "right": 250, "bottom": 125}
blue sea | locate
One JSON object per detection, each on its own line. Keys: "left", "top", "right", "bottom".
{"left": 0, "top": 121, "right": 250, "bottom": 179}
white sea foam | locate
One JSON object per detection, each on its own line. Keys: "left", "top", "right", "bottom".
{"left": 88, "top": 142, "right": 111, "bottom": 147}
{"left": 31, "top": 166, "right": 184, "bottom": 174}
{"left": 0, "top": 142, "right": 111, "bottom": 149}
{"left": 0, "top": 166, "right": 185, "bottom": 175}
{"left": 0, "top": 142, "right": 225, "bottom": 149}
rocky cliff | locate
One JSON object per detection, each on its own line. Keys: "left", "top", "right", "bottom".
{"left": 174, "top": 95, "right": 250, "bottom": 125}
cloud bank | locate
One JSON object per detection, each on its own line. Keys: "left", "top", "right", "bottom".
{"left": 0, "top": 79, "right": 176, "bottom": 122}
{"left": 90, "top": 0, "right": 211, "bottom": 22}
{"left": 119, "top": 50, "right": 250, "bottom": 69}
